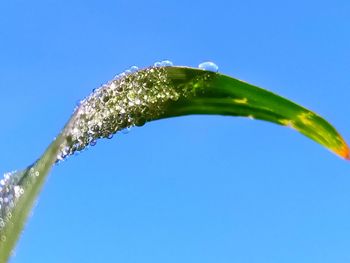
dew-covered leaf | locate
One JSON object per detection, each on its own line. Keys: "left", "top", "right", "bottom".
{"left": 0, "top": 64, "right": 347, "bottom": 262}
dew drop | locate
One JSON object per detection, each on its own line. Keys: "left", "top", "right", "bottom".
{"left": 134, "top": 98, "right": 141, "bottom": 105}
{"left": 7, "top": 212, "right": 12, "bottom": 219}
{"left": 135, "top": 118, "right": 146, "bottom": 127}
{"left": 121, "top": 127, "right": 132, "bottom": 134}
{"left": 198, "top": 61, "right": 219, "bottom": 72}
{"left": 115, "top": 72, "right": 126, "bottom": 79}
{"left": 154, "top": 60, "right": 174, "bottom": 67}
{"left": 90, "top": 140, "right": 97, "bottom": 146}
{"left": 129, "top": 66, "right": 139, "bottom": 72}
{"left": 124, "top": 69, "right": 132, "bottom": 75}
{"left": 159, "top": 60, "right": 173, "bottom": 67}
{"left": 56, "top": 154, "right": 64, "bottom": 162}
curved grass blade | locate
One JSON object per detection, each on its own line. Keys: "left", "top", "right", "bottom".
{"left": 0, "top": 144, "right": 60, "bottom": 263}
{"left": 0, "top": 116, "right": 76, "bottom": 262}
{"left": 160, "top": 67, "right": 349, "bottom": 159}
{"left": 0, "top": 65, "right": 348, "bottom": 262}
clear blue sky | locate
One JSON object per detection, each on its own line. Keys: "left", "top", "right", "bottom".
{"left": 1, "top": 0, "right": 350, "bottom": 262}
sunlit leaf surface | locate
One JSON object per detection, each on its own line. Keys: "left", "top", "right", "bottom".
{"left": 0, "top": 65, "right": 347, "bottom": 262}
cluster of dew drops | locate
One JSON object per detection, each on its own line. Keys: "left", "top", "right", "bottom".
{"left": 0, "top": 60, "right": 218, "bottom": 240}
{"left": 0, "top": 171, "right": 22, "bottom": 233}
{"left": 0, "top": 168, "right": 40, "bottom": 240}
{"left": 56, "top": 60, "right": 219, "bottom": 162}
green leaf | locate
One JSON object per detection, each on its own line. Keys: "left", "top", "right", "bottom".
{"left": 160, "top": 67, "right": 349, "bottom": 159}
{"left": 0, "top": 66, "right": 347, "bottom": 262}
{"left": 0, "top": 131, "right": 66, "bottom": 263}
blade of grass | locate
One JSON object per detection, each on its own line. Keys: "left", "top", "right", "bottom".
{"left": 0, "top": 65, "right": 348, "bottom": 262}
{"left": 160, "top": 67, "right": 349, "bottom": 159}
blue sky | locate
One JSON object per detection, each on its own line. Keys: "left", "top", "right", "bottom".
{"left": 1, "top": 0, "right": 350, "bottom": 262}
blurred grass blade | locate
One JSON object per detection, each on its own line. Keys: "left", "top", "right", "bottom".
{"left": 0, "top": 65, "right": 348, "bottom": 262}
{"left": 0, "top": 135, "right": 64, "bottom": 263}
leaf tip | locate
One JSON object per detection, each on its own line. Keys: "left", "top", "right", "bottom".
{"left": 334, "top": 140, "right": 350, "bottom": 160}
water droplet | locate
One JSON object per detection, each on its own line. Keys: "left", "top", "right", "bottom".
{"left": 124, "top": 69, "right": 132, "bottom": 75}
{"left": 121, "top": 127, "right": 132, "bottom": 134}
{"left": 135, "top": 118, "right": 146, "bottom": 127}
{"left": 90, "top": 140, "right": 97, "bottom": 146}
{"left": 14, "top": 186, "right": 22, "bottom": 198}
{"left": 160, "top": 60, "right": 173, "bottom": 67}
{"left": 107, "top": 134, "right": 114, "bottom": 139}
{"left": 115, "top": 72, "right": 126, "bottom": 79}
{"left": 134, "top": 98, "right": 141, "bottom": 105}
{"left": 198, "top": 61, "right": 219, "bottom": 72}
{"left": 154, "top": 60, "right": 173, "bottom": 67}
{"left": 129, "top": 66, "right": 139, "bottom": 72}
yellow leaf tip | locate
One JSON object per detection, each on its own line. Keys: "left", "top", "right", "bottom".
{"left": 335, "top": 141, "right": 350, "bottom": 160}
